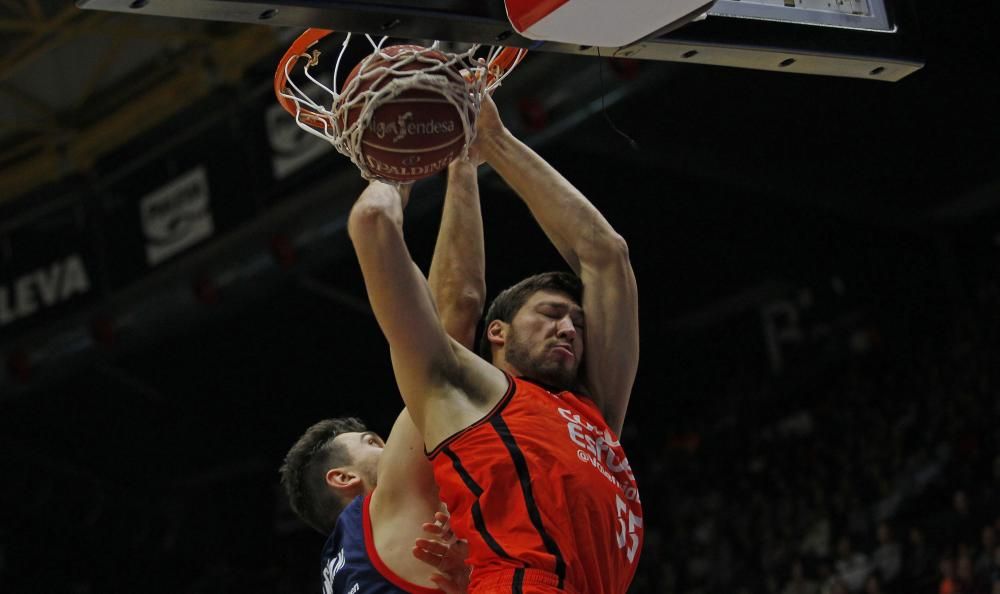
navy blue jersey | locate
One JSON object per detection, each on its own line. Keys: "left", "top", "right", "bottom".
{"left": 320, "top": 492, "right": 439, "bottom": 594}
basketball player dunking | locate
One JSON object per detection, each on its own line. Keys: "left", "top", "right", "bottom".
{"left": 349, "top": 95, "right": 642, "bottom": 594}
{"left": 281, "top": 159, "right": 486, "bottom": 594}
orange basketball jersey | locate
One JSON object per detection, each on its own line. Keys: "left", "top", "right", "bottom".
{"left": 428, "top": 375, "right": 643, "bottom": 594}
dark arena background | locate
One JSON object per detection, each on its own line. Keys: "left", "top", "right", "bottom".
{"left": 1, "top": 1, "right": 998, "bottom": 593}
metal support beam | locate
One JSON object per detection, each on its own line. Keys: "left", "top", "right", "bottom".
{"left": 0, "top": 25, "right": 282, "bottom": 204}
{"left": 0, "top": 4, "right": 87, "bottom": 81}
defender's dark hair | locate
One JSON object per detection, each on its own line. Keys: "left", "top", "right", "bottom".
{"left": 477, "top": 271, "right": 583, "bottom": 362}
{"left": 279, "top": 417, "right": 367, "bottom": 534}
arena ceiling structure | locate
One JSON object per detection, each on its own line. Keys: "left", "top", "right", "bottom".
{"left": 0, "top": 1, "right": 998, "bottom": 591}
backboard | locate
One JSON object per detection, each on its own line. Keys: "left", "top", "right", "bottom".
{"left": 77, "top": 0, "right": 922, "bottom": 81}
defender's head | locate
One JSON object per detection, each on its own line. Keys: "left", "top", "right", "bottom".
{"left": 279, "top": 417, "right": 385, "bottom": 534}
{"left": 478, "top": 271, "right": 584, "bottom": 390}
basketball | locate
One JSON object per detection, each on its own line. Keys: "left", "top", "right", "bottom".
{"left": 341, "top": 45, "right": 468, "bottom": 182}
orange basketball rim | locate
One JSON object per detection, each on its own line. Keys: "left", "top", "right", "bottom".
{"left": 274, "top": 28, "right": 527, "bottom": 131}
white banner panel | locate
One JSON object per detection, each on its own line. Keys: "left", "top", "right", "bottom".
{"left": 140, "top": 166, "right": 215, "bottom": 266}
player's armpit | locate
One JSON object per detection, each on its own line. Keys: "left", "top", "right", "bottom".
{"left": 371, "top": 410, "right": 439, "bottom": 515}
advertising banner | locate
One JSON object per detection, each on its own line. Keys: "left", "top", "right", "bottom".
{"left": 139, "top": 166, "right": 215, "bottom": 266}
{"left": 0, "top": 204, "right": 97, "bottom": 337}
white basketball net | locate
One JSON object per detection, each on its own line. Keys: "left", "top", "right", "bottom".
{"left": 278, "top": 34, "right": 518, "bottom": 183}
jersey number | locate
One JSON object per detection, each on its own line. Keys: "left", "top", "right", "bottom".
{"left": 615, "top": 494, "right": 642, "bottom": 563}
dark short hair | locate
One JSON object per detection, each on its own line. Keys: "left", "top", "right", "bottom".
{"left": 477, "top": 271, "right": 583, "bottom": 361}
{"left": 279, "top": 417, "right": 367, "bottom": 534}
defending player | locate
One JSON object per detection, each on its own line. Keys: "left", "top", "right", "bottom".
{"left": 280, "top": 158, "right": 486, "bottom": 593}
{"left": 348, "top": 95, "right": 641, "bottom": 593}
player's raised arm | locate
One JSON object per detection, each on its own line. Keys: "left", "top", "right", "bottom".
{"left": 374, "top": 160, "right": 485, "bottom": 509}
{"left": 476, "top": 95, "right": 639, "bottom": 434}
{"left": 347, "top": 182, "right": 456, "bottom": 430}
{"left": 347, "top": 179, "right": 506, "bottom": 446}
{"left": 429, "top": 159, "right": 487, "bottom": 350}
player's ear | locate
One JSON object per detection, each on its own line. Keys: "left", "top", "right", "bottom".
{"left": 486, "top": 320, "right": 507, "bottom": 348}
{"left": 326, "top": 467, "right": 362, "bottom": 491}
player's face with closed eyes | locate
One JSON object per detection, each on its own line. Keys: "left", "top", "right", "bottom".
{"left": 505, "top": 289, "right": 584, "bottom": 389}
